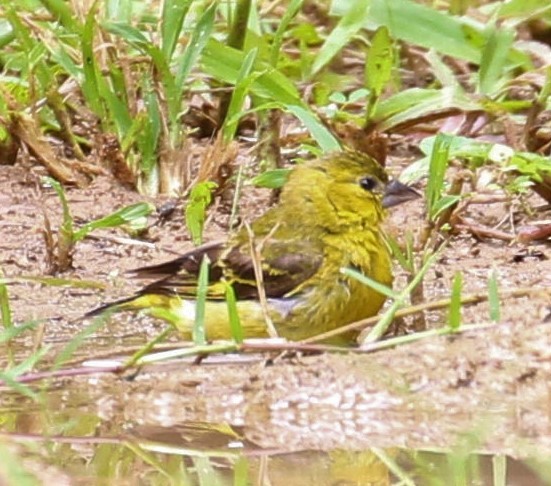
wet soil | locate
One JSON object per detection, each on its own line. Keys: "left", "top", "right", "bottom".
{"left": 1, "top": 156, "right": 551, "bottom": 482}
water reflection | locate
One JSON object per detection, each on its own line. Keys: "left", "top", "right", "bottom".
{"left": 0, "top": 414, "right": 550, "bottom": 485}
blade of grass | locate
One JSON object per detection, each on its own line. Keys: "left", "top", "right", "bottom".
{"left": 81, "top": 1, "right": 105, "bottom": 118}
{"left": 448, "top": 271, "right": 463, "bottom": 330}
{"left": 174, "top": 2, "right": 216, "bottom": 98}
{"left": 488, "top": 271, "right": 501, "bottom": 323}
{"left": 361, "top": 251, "right": 439, "bottom": 344}
{"left": 73, "top": 202, "right": 155, "bottom": 241}
{"left": 340, "top": 267, "right": 398, "bottom": 300}
{"left": 311, "top": 0, "right": 371, "bottom": 76}
{"left": 194, "top": 256, "right": 210, "bottom": 345}
{"left": 269, "top": 0, "right": 302, "bottom": 66}
{"left": 52, "top": 316, "right": 109, "bottom": 369}
{"left": 426, "top": 133, "right": 453, "bottom": 221}
{"left": 0, "top": 276, "right": 13, "bottom": 330}
{"left": 161, "top": 0, "right": 193, "bottom": 61}
{"left": 224, "top": 282, "right": 243, "bottom": 343}
{"left": 222, "top": 48, "right": 259, "bottom": 142}
{"left": 286, "top": 105, "right": 340, "bottom": 152}
{"left": 37, "top": 0, "right": 81, "bottom": 32}
{"left": 492, "top": 454, "right": 507, "bottom": 486}
{"left": 478, "top": 26, "right": 514, "bottom": 95}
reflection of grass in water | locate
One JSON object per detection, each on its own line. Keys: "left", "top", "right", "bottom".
{"left": 3, "top": 415, "right": 551, "bottom": 485}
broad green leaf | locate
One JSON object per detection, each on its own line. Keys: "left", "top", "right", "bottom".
{"left": 311, "top": 0, "right": 371, "bottom": 76}
{"left": 202, "top": 39, "right": 303, "bottom": 105}
{"left": 374, "top": 87, "right": 479, "bottom": 130}
{"left": 331, "top": 0, "right": 482, "bottom": 62}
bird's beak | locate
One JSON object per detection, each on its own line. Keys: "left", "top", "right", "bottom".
{"left": 382, "top": 180, "right": 421, "bottom": 208}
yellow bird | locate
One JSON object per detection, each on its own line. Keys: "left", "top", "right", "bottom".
{"left": 87, "top": 150, "right": 418, "bottom": 342}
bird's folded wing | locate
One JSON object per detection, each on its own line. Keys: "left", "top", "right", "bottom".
{"left": 128, "top": 238, "right": 324, "bottom": 301}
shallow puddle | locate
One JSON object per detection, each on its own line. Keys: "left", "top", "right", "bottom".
{"left": 3, "top": 336, "right": 551, "bottom": 485}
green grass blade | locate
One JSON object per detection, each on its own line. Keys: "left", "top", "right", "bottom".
{"left": 37, "top": 0, "right": 80, "bottom": 32}
{"left": 175, "top": 2, "right": 216, "bottom": 96}
{"left": 492, "top": 455, "right": 507, "bottom": 486}
{"left": 222, "top": 48, "right": 259, "bottom": 142}
{"left": 426, "top": 133, "right": 452, "bottom": 221}
{"left": 0, "top": 372, "right": 40, "bottom": 401}
{"left": 448, "top": 271, "right": 463, "bottom": 330}
{"left": 286, "top": 105, "right": 341, "bottom": 152}
{"left": 0, "top": 322, "right": 38, "bottom": 344}
{"left": 251, "top": 169, "right": 291, "bottom": 189}
{"left": 478, "top": 26, "right": 515, "bottom": 95}
{"left": 3, "top": 346, "right": 50, "bottom": 378}
{"left": 384, "top": 234, "right": 413, "bottom": 273}
{"left": 194, "top": 256, "right": 210, "bottom": 345}
{"left": 137, "top": 85, "right": 162, "bottom": 172}
{"left": 225, "top": 282, "right": 243, "bottom": 343}
{"left": 341, "top": 267, "right": 398, "bottom": 300}
{"left": 73, "top": 202, "right": 155, "bottom": 241}
{"left": 44, "top": 176, "right": 75, "bottom": 243}
{"left": 53, "top": 316, "right": 108, "bottom": 369}
{"left": 488, "top": 271, "right": 501, "bottom": 323}
{"left": 270, "top": 0, "right": 303, "bottom": 66}
{"left": 0, "top": 278, "right": 13, "bottom": 330}
{"left": 311, "top": 0, "right": 371, "bottom": 76}
{"left": 81, "top": 1, "right": 105, "bottom": 117}
{"left": 201, "top": 39, "right": 302, "bottom": 105}
{"left": 161, "top": 0, "right": 193, "bottom": 60}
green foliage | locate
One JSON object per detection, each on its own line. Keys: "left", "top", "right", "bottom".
{"left": 45, "top": 176, "right": 154, "bottom": 271}
{"left": 251, "top": 168, "right": 291, "bottom": 189}
{"left": 185, "top": 181, "right": 218, "bottom": 246}
{"left": 448, "top": 272, "right": 463, "bottom": 331}
{"left": 365, "top": 26, "right": 393, "bottom": 122}
{"left": 194, "top": 255, "right": 210, "bottom": 345}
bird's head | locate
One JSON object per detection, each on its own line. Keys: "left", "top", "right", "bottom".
{"left": 281, "top": 150, "right": 419, "bottom": 230}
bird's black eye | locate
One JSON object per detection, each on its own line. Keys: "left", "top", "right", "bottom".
{"left": 359, "top": 176, "right": 377, "bottom": 191}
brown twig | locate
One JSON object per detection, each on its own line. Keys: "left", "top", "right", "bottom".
{"left": 244, "top": 222, "right": 280, "bottom": 338}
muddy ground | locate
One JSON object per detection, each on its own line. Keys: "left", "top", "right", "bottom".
{"left": 1, "top": 152, "right": 551, "bottom": 481}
